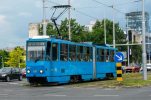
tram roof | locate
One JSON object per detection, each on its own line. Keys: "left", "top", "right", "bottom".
{"left": 28, "top": 37, "right": 116, "bottom": 50}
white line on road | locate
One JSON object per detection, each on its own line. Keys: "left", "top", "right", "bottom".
{"left": 94, "top": 95, "right": 119, "bottom": 97}
{"left": 53, "top": 86, "right": 65, "bottom": 88}
{"left": 44, "top": 94, "right": 67, "bottom": 97}
{"left": 0, "top": 94, "right": 9, "bottom": 96}
{"left": 9, "top": 83, "right": 19, "bottom": 85}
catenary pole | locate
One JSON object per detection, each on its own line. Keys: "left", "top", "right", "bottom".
{"left": 43, "top": 0, "right": 47, "bottom": 36}
{"left": 142, "top": 0, "right": 147, "bottom": 80}
{"left": 68, "top": 0, "right": 71, "bottom": 40}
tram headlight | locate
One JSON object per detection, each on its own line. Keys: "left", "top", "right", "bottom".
{"left": 27, "top": 70, "right": 30, "bottom": 74}
{"left": 40, "top": 70, "right": 44, "bottom": 74}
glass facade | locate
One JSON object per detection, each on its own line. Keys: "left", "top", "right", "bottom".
{"left": 126, "top": 11, "right": 150, "bottom": 33}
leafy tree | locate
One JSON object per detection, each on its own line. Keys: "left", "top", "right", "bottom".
{"left": 91, "top": 19, "right": 126, "bottom": 45}
{"left": 129, "top": 45, "right": 142, "bottom": 64}
{"left": 6, "top": 47, "right": 25, "bottom": 68}
{"left": 90, "top": 19, "right": 127, "bottom": 51}
{"left": 39, "top": 22, "right": 57, "bottom": 36}
{"left": 0, "top": 50, "right": 9, "bottom": 68}
{"left": 60, "top": 18, "right": 87, "bottom": 42}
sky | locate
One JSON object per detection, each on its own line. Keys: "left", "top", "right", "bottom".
{"left": 0, "top": 0, "right": 151, "bottom": 49}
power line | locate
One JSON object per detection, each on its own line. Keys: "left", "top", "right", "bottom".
{"left": 46, "top": 0, "right": 98, "bottom": 20}
{"left": 115, "top": 0, "right": 142, "bottom": 7}
{"left": 91, "top": 0, "right": 125, "bottom": 14}
{"left": 71, "top": 8, "right": 98, "bottom": 19}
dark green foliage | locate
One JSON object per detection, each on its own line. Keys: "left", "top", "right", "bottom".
{"left": 130, "top": 45, "right": 142, "bottom": 64}
{"left": 0, "top": 50, "right": 9, "bottom": 68}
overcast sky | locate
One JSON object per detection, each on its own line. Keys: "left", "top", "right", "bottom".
{"left": 0, "top": 0, "right": 151, "bottom": 49}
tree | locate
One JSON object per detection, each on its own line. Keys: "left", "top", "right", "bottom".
{"left": 6, "top": 47, "right": 25, "bottom": 68}
{"left": 39, "top": 22, "right": 57, "bottom": 36}
{"left": 0, "top": 50, "right": 9, "bottom": 68}
{"left": 60, "top": 18, "right": 87, "bottom": 42}
{"left": 91, "top": 19, "right": 126, "bottom": 45}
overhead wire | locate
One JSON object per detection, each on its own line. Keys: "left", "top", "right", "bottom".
{"left": 46, "top": 0, "right": 98, "bottom": 20}
{"left": 91, "top": 0, "right": 125, "bottom": 14}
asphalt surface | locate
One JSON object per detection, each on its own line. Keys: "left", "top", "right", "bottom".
{"left": 0, "top": 79, "right": 151, "bottom": 100}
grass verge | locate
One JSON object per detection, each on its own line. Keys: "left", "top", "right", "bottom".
{"left": 66, "top": 73, "right": 151, "bottom": 88}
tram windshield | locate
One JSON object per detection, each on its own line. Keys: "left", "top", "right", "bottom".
{"left": 27, "top": 42, "right": 46, "bottom": 61}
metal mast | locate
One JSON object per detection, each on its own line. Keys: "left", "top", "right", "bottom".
{"left": 142, "top": 0, "right": 147, "bottom": 80}
{"left": 51, "top": 5, "right": 71, "bottom": 37}
{"left": 113, "top": 0, "right": 115, "bottom": 48}
{"left": 68, "top": 0, "right": 71, "bottom": 40}
{"left": 104, "top": 13, "right": 106, "bottom": 44}
{"left": 43, "top": 0, "right": 47, "bottom": 36}
{"left": 126, "top": 16, "right": 130, "bottom": 66}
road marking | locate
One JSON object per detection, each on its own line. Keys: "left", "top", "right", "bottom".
{"left": 9, "top": 83, "right": 19, "bottom": 85}
{"left": 104, "top": 88, "right": 114, "bottom": 90}
{"left": 0, "top": 94, "right": 9, "bottom": 96}
{"left": 53, "top": 86, "right": 65, "bottom": 88}
{"left": 94, "top": 95, "right": 119, "bottom": 97}
{"left": 44, "top": 94, "right": 67, "bottom": 97}
{"left": 86, "top": 88, "right": 96, "bottom": 90}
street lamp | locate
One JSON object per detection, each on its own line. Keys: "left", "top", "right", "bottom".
{"left": 0, "top": 56, "right": 4, "bottom": 68}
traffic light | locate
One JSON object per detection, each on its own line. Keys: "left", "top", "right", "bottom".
{"left": 128, "top": 30, "right": 132, "bottom": 42}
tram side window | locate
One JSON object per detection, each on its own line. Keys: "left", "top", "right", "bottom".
{"left": 89, "top": 47, "right": 93, "bottom": 61}
{"left": 77, "top": 46, "right": 83, "bottom": 61}
{"left": 60, "top": 44, "right": 68, "bottom": 61}
{"left": 87, "top": 47, "right": 91, "bottom": 61}
{"left": 100, "top": 49, "right": 105, "bottom": 62}
{"left": 83, "top": 47, "right": 90, "bottom": 62}
{"left": 46, "top": 42, "right": 51, "bottom": 60}
{"left": 52, "top": 43, "right": 58, "bottom": 61}
{"left": 69, "top": 45, "right": 76, "bottom": 61}
{"left": 106, "top": 49, "right": 110, "bottom": 62}
{"left": 97, "top": 48, "right": 100, "bottom": 62}
{"left": 110, "top": 50, "right": 114, "bottom": 62}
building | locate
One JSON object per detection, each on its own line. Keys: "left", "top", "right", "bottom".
{"left": 85, "top": 21, "right": 96, "bottom": 32}
{"left": 126, "top": 11, "right": 150, "bottom": 33}
{"left": 28, "top": 23, "right": 40, "bottom": 38}
{"left": 28, "top": 20, "right": 50, "bottom": 38}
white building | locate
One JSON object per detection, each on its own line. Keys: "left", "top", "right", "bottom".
{"left": 28, "top": 23, "right": 40, "bottom": 38}
{"left": 85, "top": 21, "right": 96, "bottom": 32}
{"left": 28, "top": 20, "right": 49, "bottom": 38}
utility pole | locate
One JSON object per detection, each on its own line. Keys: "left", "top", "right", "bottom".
{"left": 112, "top": 0, "right": 115, "bottom": 48}
{"left": 104, "top": 13, "right": 106, "bottom": 44}
{"left": 126, "top": 16, "right": 130, "bottom": 66}
{"left": 142, "top": 0, "right": 147, "bottom": 80}
{"left": 43, "top": 0, "right": 47, "bottom": 36}
{"left": 68, "top": 0, "right": 71, "bottom": 40}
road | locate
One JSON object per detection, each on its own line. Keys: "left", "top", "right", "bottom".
{"left": 0, "top": 79, "right": 151, "bottom": 100}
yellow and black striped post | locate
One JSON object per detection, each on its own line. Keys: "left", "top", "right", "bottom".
{"left": 116, "top": 63, "right": 123, "bottom": 82}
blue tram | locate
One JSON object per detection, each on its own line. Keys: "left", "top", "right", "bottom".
{"left": 26, "top": 36, "right": 117, "bottom": 84}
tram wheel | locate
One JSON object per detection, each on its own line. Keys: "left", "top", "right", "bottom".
{"left": 70, "top": 75, "right": 82, "bottom": 83}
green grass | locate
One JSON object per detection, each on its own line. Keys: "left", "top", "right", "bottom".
{"left": 66, "top": 73, "right": 151, "bottom": 88}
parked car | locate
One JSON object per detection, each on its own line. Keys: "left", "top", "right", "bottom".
{"left": 146, "top": 64, "right": 151, "bottom": 71}
{"left": 140, "top": 64, "right": 151, "bottom": 72}
{"left": 21, "top": 68, "right": 26, "bottom": 78}
{"left": 0, "top": 67, "right": 22, "bottom": 82}
{"left": 125, "top": 65, "right": 141, "bottom": 73}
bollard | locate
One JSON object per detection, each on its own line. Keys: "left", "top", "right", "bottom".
{"left": 116, "top": 63, "right": 123, "bottom": 82}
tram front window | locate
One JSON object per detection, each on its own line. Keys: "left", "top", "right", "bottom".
{"left": 27, "top": 42, "right": 46, "bottom": 61}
